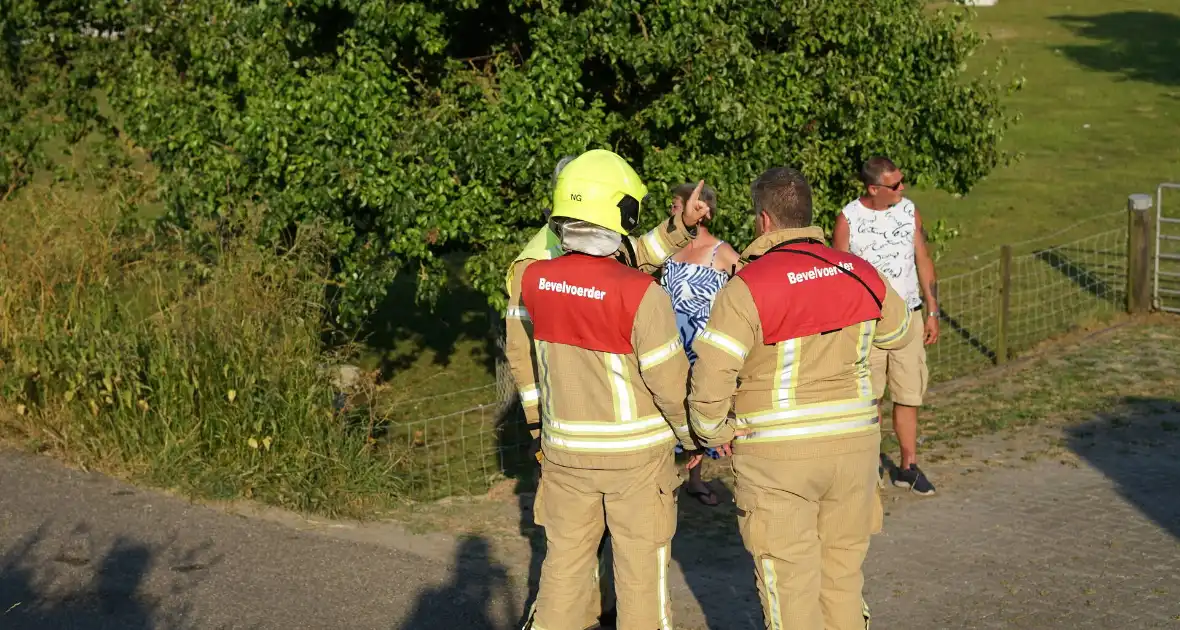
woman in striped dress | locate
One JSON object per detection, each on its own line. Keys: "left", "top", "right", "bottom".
{"left": 660, "top": 182, "right": 740, "bottom": 506}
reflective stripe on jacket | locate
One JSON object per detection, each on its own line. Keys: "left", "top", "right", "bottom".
{"left": 516, "top": 254, "right": 691, "bottom": 469}
{"left": 503, "top": 214, "right": 695, "bottom": 444}
{"left": 688, "top": 227, "right": 916, "bottom": 454}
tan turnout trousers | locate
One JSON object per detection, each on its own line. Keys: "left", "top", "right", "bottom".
{"left": 531, "top": 452, "right": 681, "bottom": 630}
{"left": 733, "top": 433, "right": 882, "bottom": 630}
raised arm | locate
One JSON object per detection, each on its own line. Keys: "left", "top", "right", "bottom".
{"left": 627, "top": 180, "right": 711, "bottom": 274}
{"left": 628, "top": 212, "right": 695, "bottom": 275}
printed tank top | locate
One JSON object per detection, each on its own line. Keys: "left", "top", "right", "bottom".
{"left": 659, "top": 242, "right": 730, "bottom": 364}
{"left": 841, "top": 198, "right": 922, "bottom": 310}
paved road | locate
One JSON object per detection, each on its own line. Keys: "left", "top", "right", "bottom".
{"left": 862, "top": 418, "right": 1180, "bottom": 629}
{"left": 0, "top": 451, "right": 521, "bottom": 630}
{"left": 2, "top": 410, "right": 1178, "bottom": 629}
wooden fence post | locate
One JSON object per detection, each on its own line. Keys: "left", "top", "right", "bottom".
{"left": 996, "top": 245, "right": 1012, "bottom": 365}
{"left": 1126, "top": 193, "right": 1153, "bottom": 314}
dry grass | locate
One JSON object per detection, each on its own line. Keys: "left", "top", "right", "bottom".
{"left": 0, "top": 173, "right": 423, "bottom": 517}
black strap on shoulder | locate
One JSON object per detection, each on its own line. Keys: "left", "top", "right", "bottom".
{"left": 617, "top": 236, "right": 639, "bottom": 268}
{"left": 753, "top": 237, "right": 883, "bottom": 310}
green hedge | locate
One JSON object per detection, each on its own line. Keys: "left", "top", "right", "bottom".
{"left": 2, "top": 0, "right": 1018, "bottom": 323}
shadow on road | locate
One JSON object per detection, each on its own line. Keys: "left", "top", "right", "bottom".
{"left": 399, "top": 536, "right": 519, "bottom": 630}
{"left": 1065, "top": 396, "right": 1180, "bottom": 541}
{"left": 671, "top": 475, "right": 762, "bottom": 630}
{"left": 0, "top": 522, "right": 219, "bottom": 630}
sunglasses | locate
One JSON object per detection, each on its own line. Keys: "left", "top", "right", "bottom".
{"left": 872, "top": 175, "right": 905, "bottom": 191}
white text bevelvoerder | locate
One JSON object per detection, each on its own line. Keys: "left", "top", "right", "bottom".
{"left": 537, "top": 277, "right": 607, "bottom": 300}
{"left": 787, "top": 263, "right": 855, "bottom": 285}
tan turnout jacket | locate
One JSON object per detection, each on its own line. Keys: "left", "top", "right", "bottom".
{"left": 505, "top": 214, "right": 696, "bottom": 466}
{"left": 688, "top": 227, "right": 917, "bottom": 456}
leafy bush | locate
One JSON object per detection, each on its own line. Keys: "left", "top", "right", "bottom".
{"left": 3, "top": 0, "right": 1017, "bottom": 320}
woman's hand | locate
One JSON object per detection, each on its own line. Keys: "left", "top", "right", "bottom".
{"left": 682, "top": 180, "right": 712, "bottom": 228}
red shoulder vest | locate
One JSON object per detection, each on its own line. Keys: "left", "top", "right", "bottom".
{"left": 521, "top": 254, "right": 655, "bottom": 354}
{"left": 737, "top": 240, "right": 886, "bottom": 344}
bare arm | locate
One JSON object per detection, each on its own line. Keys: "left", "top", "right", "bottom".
{"left": 913, "top": 208, "right": 939, "bottom": 315}
{"left": 913, "top": 207, "right": 941, "bottom": 345}
{"left": 833, "top": 212, "right": 851, "bottom": 252}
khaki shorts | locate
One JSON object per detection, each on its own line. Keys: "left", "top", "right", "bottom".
{"left": 869, "top": 310, "right": 928, "bottom": 407}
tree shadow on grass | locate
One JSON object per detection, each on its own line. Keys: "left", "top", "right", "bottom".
{"left": 1065, "top": 396, "right": 1180, "bottom": 541}
{"left": 1052, "top": 11, "right": 1180, "bottom": 87}
{"left": 360, "top": 254, "right": 499, "bottom": 381}
{"left": 938, "top": 308, "right": 998, "bottom": 363}
{"left": 1032, "top": 246, "right": 1121, "bottom": 302}
{"left": 0, "top": 522, "right": 221, "bottom": 630}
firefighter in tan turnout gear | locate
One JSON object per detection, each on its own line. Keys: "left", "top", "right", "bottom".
{"left": 508, "top": 149, "right": 702, "bottom": 630}
{"left": 688, "top": 167, "right": 916, "bottom": 630}
{"left": 505, "top": 157, "right": 707, "bottom": 432}
{"left": 505, "top": 156, "right": 709, "bottom": 628}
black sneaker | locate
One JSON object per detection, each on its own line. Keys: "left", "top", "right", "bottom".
{"left": 893, "top": 464, "right": 936, "bottom": 496}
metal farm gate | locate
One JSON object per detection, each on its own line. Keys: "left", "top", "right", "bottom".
{"left": 1157, "top": 183, "right": 1180, "bottom": 313}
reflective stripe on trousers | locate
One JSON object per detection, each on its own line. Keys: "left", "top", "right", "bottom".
{"left": 734, "top": 435, "right": 880, "bottom": 630}
{"left": 530, "top": 454, "right": 679, "bottom": 630}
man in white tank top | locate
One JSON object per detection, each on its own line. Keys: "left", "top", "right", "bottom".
{"left": 834, "top": 157, "right": 940, "bottom": 496}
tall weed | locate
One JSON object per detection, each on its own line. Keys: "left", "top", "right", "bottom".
{"left": 0, "top": 179, "right": 406, "bottom": 516}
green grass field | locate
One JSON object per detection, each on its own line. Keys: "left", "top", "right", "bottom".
{"left": 914, "top": 0, "right": 1180, "bottom": 273}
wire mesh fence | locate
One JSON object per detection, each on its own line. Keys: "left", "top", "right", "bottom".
{"left": 1007, "top": 227, "right": 1127, "bottom": 352}
{"left": 929, "top": 212, "right": 1128, "bottom": 381}
{"left": 381, "top": 393, "right": 533, "bottom": 501}
{"left": 924, "top": 260, "right": 1003, "bottom": 382}
{"left": 396, "top": 209, "right": 1133, "bottom": 500}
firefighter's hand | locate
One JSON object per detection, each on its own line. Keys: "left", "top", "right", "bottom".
{"left": 686, "top": 453, "right": 704, "bottom": 470}
{"left": 714, "top": 428, "right": 751, "bottom": 457}
{"left": 924, "top": 314, "right": 940, "bottom": 345}
{"left": 682, "top": 180, "right": 712, "bottom": 228}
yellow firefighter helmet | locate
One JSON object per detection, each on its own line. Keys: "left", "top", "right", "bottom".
{"left": 550, "top": 149, "right": 648, "bottom": 235}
